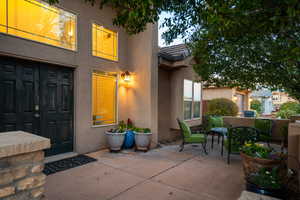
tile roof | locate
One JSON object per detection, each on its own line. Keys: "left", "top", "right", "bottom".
{"left": 159, "top": 44, "right": 191, "bottom": 62}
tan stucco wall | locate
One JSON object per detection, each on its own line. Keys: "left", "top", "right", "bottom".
{"left": 0, "top": 0, "right": 158, "bottom": 154}
{"left": 203, "top": 88, "right": 234, "bottom": 101}
{"left": 158, "top": 68, "right": 171, "bottom": 142}
{"left": 223, "top": 116, "right": 290, "bottom": 142}
{"left": 158, "top": 65, "right": 202, "bottom": 142}
{"left": 288, "top": 123, "right": 300, "bottom": 170}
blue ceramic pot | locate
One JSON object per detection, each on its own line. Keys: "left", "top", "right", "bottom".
{"left": 123, "top": 130, "right": 135, "bottom": 149}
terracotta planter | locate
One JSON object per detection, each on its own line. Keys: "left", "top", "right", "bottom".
{"left": 134, "top": 132, "right": 152, "bottom": 152}
{"left": 240, "top": 152, "right": 287, "bottom": 180}
{"left": 105, "top": 132, "right": 126, "bottom": 151}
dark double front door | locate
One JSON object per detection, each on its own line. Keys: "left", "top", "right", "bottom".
{"left": 0, "top": 56, "right": 74, "bottom": 156}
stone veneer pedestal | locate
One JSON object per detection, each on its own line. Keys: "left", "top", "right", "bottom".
{"left": 0, "top": 131, "right": 50, "bottom": 200}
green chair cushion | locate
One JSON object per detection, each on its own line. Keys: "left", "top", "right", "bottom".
{"left": 179, "top": 120, "right": 192, "bottom": 138}
{"left": 184, "top": 134, "right": 206, "bottom": 143}
{"left": 207, "top": 116, "right": 224, "bottom": 130}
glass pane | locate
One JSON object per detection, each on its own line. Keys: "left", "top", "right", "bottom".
{"left": 1, "top": 0, "right": 76, "bottom": 50}
{"left": 184, "top": 79, "right": 193, "bottom": 100}
{"left": 194, "top": 82, "right": 201, "bottom": 101}
{"left": 92, "top": 24, "right": 118, "bottom": 61}
{"left": 92, "top": 71, "right": 117, "bottom": 126}
{"left": 193, "top": 102, "right": 201, "bottom": 118}
{"left": 184, "top": 101, "right": 192, "bottom": 120}
{"left": 0, "top": 0, "right": 6, "bottom": 33}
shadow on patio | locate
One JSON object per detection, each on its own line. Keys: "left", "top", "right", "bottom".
{"left": 45, "top": 143, "right": 244, "bottom": 200}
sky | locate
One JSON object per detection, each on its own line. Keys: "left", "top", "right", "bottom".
{"left": 158, "top": 12, "right": 184, "bottom": 47}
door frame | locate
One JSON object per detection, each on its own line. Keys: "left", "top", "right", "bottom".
{"left": 0, "top": 54, "right": 77, "bottom": 156}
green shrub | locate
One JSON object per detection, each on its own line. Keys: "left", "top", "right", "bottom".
{"left": 276, "top": 102, "right": 300, "bottom": 119}
{"left": 250, "top": 100, "right": 262, "bottom": 114}
{"left": 280, "top": 102, "right": 300, "bottom": 112}
{"left": 207, "top": 98, "right": 239, "bottom": 116}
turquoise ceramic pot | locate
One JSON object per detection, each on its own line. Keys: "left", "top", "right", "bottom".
{"left": 123, "top": 130, "right": 135, "bottom": 149}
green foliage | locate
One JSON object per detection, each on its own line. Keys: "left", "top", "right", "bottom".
{"left": 251, "top": 100, "right": 262, "bottom": 114}
{"left": 241, "top": 143, "right": 272, "bottom": 159}
{"left": 109, "top": 121, "right": 126, "bottom": 133}
{"left": 132, "top": 127, "right": 151, "bottom": 133}
{"left": 248, "top": 167, "right": 282, "bottom": 190}
{"left": 276, "top": 102, "right": 300, "bottom": 119}
{"left": 46, "top": 0, "right": 300, "bottom": 100}
{"left": 207, "top": 98, "right": 238, "bottom": 116}
{"left": 48, "top": 0, "right": 164, "bottom": 34}
{"left": 280, "top": 102, "right": 300, "bottom": 112}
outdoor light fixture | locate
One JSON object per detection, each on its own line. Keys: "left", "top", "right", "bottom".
{"left": 233, "top": 95, "right": 238, "bottom": 101}
{"left": 121, "top": 71, "right": 131, "bottom": 82}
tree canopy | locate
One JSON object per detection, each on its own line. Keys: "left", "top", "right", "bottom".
{"left": 48, "top": 0, "right": 300, "bottom": 100}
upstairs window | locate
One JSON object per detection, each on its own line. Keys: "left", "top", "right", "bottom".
{"left": 92, "top": 23, "right": 118, "bottom": 61}
{"left": 0, "top": 0, "right": 77, "bottom": 50}
{"left": 184, "top": 80, "right": 202, "bottom": 120}
{"left": 92, "top": 71, "right": 117, "bottom": 126}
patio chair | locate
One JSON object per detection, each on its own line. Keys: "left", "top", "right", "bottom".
{"left": 177, "top": 118, "right": 208, "bottom": 154}
{"left": 226, "top": 126, "right": 261, "bottom": 164}
{"left": 254, "top": 119, "right": 273, "bottom": 144}
{"left": 206, "top": 116, "right": 230, "bottom": 155}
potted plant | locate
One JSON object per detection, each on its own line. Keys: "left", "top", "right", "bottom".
{"left": 123, "top": 118, "right": 135, "bottom": 149}
{"left": 240, "top": 143, "right": 288, "bottom": 198}
{"left": 105, "top": 121, "right": 126, "bottom": 151}
{"left": 133, "top": 128, "right": 152, "bottom": 152}
{"left": 246, "top": 167, "right": 286, "bottom": 199}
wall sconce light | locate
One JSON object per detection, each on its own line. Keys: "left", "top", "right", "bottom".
{"left": 233, "top": 95, "right": 238, "bottom": 102}
{"left": 121, "top": 71, "right": 131, "bottom": 82}
{"left": 249, "top": 97, "right": 253, "bottom": 102}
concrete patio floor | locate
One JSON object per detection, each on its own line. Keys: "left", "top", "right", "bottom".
{"left": 45, "top": 144, "right": 244, "bottom": 200}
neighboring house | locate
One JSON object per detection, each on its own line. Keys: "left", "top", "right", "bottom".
{"left": 202, "top": 87, "right": 251, "bottom": 115}
{"left": 251, "top": 89, "right": 273, "bottom": 115}
{"left": 158, "top": 44, "right": 203, "bottom": 142}
{"left": 0, "top": 0, "right": 159, "bottom": 156}
{"left": 272, "top": 91, "right": 298, "bottom": 111}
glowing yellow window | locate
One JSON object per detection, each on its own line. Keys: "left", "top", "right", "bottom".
{"left": 92, "top": 71, "right": 117, "bottom": 126}
{"left": 0, "top": 0, "right": 76, "bottom": 50}
{"left": 92, "top": 24, "right": 118, "bottom": 61}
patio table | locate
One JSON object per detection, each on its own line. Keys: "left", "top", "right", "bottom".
{"left": 210, "top": 127, "right": 228, "bottom": 156}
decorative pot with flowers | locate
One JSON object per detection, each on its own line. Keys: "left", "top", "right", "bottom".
{"left": 133, "top": 128, "right": 152, "bottom": 152}
{"left": 105, "top": 121, "right": 126, "bottom": 151}
{"left": 246, "top": 167, "right": 286, "bottom": 199}
{"left": 240, "top": 142, "right": 288, "bottom": 198}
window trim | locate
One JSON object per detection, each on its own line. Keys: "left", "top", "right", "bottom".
{"left": 91, "top": 22, "right": 119, "bottom": 62}
{"left": 183, "top": 79, "right": 202, "bottom": 121}
{"left": 0, "top": 0, "right": 78, "bottom": 51}
{"left": 91, "top": 69, "right": 119, "bottom": 128}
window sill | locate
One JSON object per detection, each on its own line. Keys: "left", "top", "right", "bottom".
{"left": 92, "top": 123, "right": 117, "bottom": 128}
{"left": 184, "top": 118, "right": 202, "bottom": 122}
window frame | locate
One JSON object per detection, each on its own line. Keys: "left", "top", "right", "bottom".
{"left": 91, "top": 22, "right": 119, "bottom": 62}
{"left": 183, "top": 79, "right": 202, "bottom": 121}
{"left": 0, "top": 0, "right": 78, "bottom": 51}
{"left": 91, "top": 69, "right": 119, "bottom": 128}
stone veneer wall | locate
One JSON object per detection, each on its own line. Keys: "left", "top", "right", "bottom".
{"left": 0, "top": 131, "right": 50, "bottom": 200}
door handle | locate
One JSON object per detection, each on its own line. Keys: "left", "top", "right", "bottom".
{"left": 34, "top": 113, "right": 40, "bottom": 118}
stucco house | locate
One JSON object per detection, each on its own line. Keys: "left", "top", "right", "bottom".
{"left": 203, "top": 87, "right": 251, "bottom": 115}
{"left": 0, "top": 0, "right": 159, "bottom": 157}
{"left": 158, "top": 44, "right": 203, "bottom": 142}
{"left": 0, "top": 1, "right": 203, "bottom": 158}
{"left": 272, "top": 91, "right": 299, "bottom": 111}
